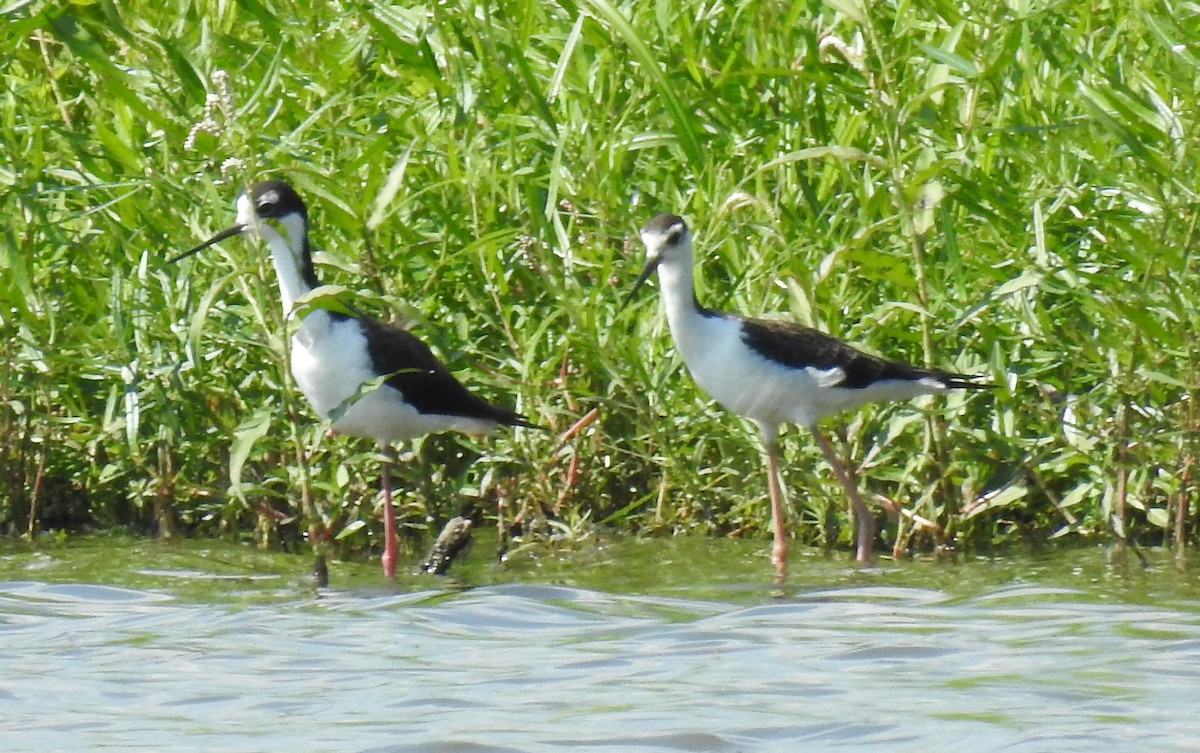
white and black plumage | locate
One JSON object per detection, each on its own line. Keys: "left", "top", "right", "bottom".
{"left": 173, "top": 179, "right": 530, "bottom": 578}
{"left": 627, "top": 213, "right": 989, "bottom": 582}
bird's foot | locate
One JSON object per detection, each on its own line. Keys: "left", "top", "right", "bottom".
{"left": 771, "top": 542, "right": 789, "bottom": 586}
{"left": 381, "top": 549, "right": 397, "bottom": 579}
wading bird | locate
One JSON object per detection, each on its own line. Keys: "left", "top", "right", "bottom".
{"left": 626, "top": 214, "right": 989, "bottom": 584}
{"left": 172, "top": 180, "right": 530, "bottom": 579}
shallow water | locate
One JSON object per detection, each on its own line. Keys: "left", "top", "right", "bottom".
{"left": 3, "top": 565, "right": 1200, "bottom": 752}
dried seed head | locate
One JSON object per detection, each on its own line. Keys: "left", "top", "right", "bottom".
{"left": 219, "top": 157, "right": 245, "bottom": 181}
{"left": 184, "top": 71, "right": 237, "bottom": 152}
{"left": 818, "top": 34, "right": 867, "bottom": 75}
{"left": 211, "top": 69, "right": 235, "bottom": 118}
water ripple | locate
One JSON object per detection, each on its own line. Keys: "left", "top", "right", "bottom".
{"left": 1, "top": 581, "right": 1198, "bottom": 752}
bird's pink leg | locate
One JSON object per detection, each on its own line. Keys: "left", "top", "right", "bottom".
{"left": 812, "top": 428, "right": 874, "bottom": 564}
{"left": 379, "top": 444, "right": 398, "bottom": 579}
{"left": 764, "top": 439, "right": 789, "bottom": 586}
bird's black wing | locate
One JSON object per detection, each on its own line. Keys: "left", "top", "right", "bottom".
{"left": 738, "top": 316, "right": 987, "bottom": 390}
{"left": 357, "top": 316, "right": 532, "bottom": 427}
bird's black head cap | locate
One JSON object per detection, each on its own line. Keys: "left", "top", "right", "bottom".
{"left": 641, "top": 213, "right": 689, "bottom": 246}
{"left": 249, "top": 180, "right": 308, "bottom": 220}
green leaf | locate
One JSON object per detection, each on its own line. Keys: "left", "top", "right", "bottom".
{"left": 912, "top": 179, "right": 944, "bottom": 236}
{"left": 1145, "top": 508, "right": 1170, "bottom": 528}
{"left": 993, "top": 269, "right": 1043, "bottom": 298}
{"left": 579, "top": 0, "right": 703, "bottom": 167}
{"left": 1136, "top": 369, "right": 1190, "bottom": 389}
{"left": 548, "top": 12, "right": 586, "bottom": 103}
{"left": 750, "top": 146, "right": 886, "bottom": 182}
{"left": 229, "top": 408, "right": 273, "bottom": 500}
{"left": 786, "top": 278, "right": 815, "bottom": 328}
{"left": 121, "top": 363, "right": 140, "bottom": 456}
{"left": 1144, "top": 14, "right": 1200, "bottom": 69}
{"left": 47, "top": 11, "right": 160, "bottom": 125}
{"left": 186, "top": 271, "right": 239, "bottom": 355}
{"left": 367, "top": 144, "right": 414, "bottom": 231}
{"left": 325, "top": 372, "right": 393, "bottom": 425}
{"left": 963, "top": 484, "right": 1028, "bottom": 519}
{"left": 1114, "top": 300, "right": 1173, "bottom": 342}
{"left": 1078, "top": 82, "right": 1170, "bottom": 175}
{"left": 917, "top": 41, "right": 978, "bottom": 77}
{"left": 158, "top": 36, "right": 206, "bottom": 104}
{"left": 290, "top": 284, "right": 356, "bottom": 319}
{"left": 334, "top": 519, "right": 366, "bottom": 540}
{"left": 95, "top": 120, "right": 144, "bottom": 173}
{"left": 823, "top": 0, "right": 866, "bottom": 24}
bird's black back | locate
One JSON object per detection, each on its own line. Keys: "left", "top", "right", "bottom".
{"left": 737, "top": 315, "right": 986, "bottom": 390}
{"left": 355, "top": 315, "right": 531, "bottom": 427}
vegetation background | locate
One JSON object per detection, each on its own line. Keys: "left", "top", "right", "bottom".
{"left": 3, "top": 0, "right": 1197, "bottom": 572}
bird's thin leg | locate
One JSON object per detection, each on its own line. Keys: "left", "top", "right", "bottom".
{"left": 380, "top": 443, "right": 398, "bottom": 579}
{"left": 761, "top": 430, "right": 789, "bottom": 586}
{"left": 812, "top": 427, "right": 874, "bottom": 564}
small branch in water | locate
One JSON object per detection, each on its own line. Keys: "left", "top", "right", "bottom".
{"left": 26, "top": 443, "right": 47, "bottom": 541}
{"left": 422, "top": 516, "right": 473, "bottom": 575}
{"left": 873, "top": 493, "right": 942, "bottom": 534}
{"left": 537, "top": 407, "right": 600, "bottom": 519}
{"left": 555, "top": 452, "right": 581, "bottom": 515}
{"left": 313, "top": 554, "right": 329, "bottom": 588}
{"left": 1026, "top": 466, "right": 1079, "bottom": 529}
{"left": 257, "top": 502, "right": 287, "bottom": 522}
{"left": 309, "top": 524, "right": 330, "bottom": 587}
{"left": 1177, "top": 460, "right": 1192, "bottom": 562}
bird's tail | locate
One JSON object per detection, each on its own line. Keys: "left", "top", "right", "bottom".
{"left": 935, "top": 371, "right": 996, "bottom": 391}
{"left": 491, "top": 406, "right": 545, "bottom": 431}
{"left": 509, "top": 414, "right": 543, "bottom": 430}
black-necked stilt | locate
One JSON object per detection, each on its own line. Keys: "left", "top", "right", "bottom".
{"left": 626, "top": 214, "right": 990, "bottom": 583}
{"left": 172, "top": 179, "right": 531, "bottom": 579}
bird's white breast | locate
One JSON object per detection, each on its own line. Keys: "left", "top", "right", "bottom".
{"left": 665, "top": 310, "right": 942, "bottom": 428}
{"left": 289, "top": 313, "right": 417, "bottom": 443}
{"left": 665, "top": 310, "right": 810, "bottom": 424}
{"left": 288, "top": 312, "right": 496, "bottom": 443}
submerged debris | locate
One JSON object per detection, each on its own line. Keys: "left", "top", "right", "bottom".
{"left": 421, "top": 517, "right": 473, "bottom": 575}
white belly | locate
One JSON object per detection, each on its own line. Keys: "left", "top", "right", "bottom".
{"left": 288, "top": 313, "right": 493, "bottom": 444}
{"left": 668, "top": 312, "right": 937, "bottom": 428}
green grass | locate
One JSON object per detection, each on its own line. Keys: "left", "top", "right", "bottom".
{"left": 2, "top": 0, "right": 1198, "bottom": 569}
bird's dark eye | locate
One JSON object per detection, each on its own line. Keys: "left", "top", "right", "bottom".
{"left": 254, "top": 190, "right": 281, "bottom": 217}
{"left": 666, "top": 226, "right": 684, "bottom": 245}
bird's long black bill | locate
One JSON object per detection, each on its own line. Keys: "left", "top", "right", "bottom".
{"left": 621, "top": 257, "right": 661, "bottom": 311}
{"left": 167, "top": 223, "right": 246, "bottom": 264}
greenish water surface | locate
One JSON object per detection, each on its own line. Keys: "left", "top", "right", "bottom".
{"left": 1, "top": 533, "right": 1196, "bottom": 604}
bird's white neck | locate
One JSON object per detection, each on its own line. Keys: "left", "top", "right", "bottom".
{"left": 656, "top": 251, "right": 703, "bottom": 330}
{"left": 256, "top": 215, "right": 314, "bottom": 317}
